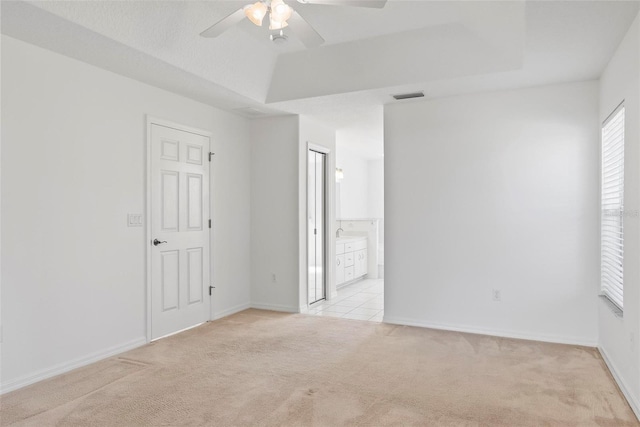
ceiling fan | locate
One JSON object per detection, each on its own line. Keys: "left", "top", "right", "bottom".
{"left": 200, "top": 0, "right": 387, "bottom": 48}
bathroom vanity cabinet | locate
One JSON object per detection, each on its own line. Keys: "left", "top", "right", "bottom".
{"left": 336, "top": 236, "right": 367, "bottom": 288}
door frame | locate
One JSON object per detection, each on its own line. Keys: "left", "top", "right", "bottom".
{"left": 306, "top": 142, "right": 332, "bottom": 308}
{"left": 145, "top": 116, "right": 213, "bottom": 343}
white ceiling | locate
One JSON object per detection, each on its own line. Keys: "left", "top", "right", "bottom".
{"left": 2, "top": 0, "right": 639, "bottom": 158}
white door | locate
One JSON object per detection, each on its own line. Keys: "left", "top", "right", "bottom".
{"left": 308, "top": 149, "right": 326, "bottom": 304}
{"left": 150, "top": 123, "right": 210, "bottom": 340}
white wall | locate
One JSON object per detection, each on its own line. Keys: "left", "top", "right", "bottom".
{"left": 336, "top": 144, "right": 384, "bottom": 221}
{"left": 385, "top": 81, "right": 600, "bottom": 346}
{"left": 367, "top": 158, "right": 384, "bottom": 220}
{"left": 598, "top": 13, "right": 640, "bottom": 417}
{"left": 299, "top": 116, "right": 336, "bottom": 307}
{"left": 1, "top": 36, "right": 252, "bottom": 391}
{"left": 250, "top": 115, "right": 300, "bottom": 312}
{"left": 249, "top": 115, "right": 336, "bottom": 312}
{"left": 336, "top": 146, "right": 369, "bottom": 218}
{"left": 210, "top": 111, "right": 252, "bottom": 320}
{"left": 0, "top": 25, "right": 3, "bottom": 389}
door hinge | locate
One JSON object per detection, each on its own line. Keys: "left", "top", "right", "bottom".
{"left": 208, "top": 152, "right": 215, "bottom": 162}
{"left": 209, "top": 285, "right": 215, "bottom": 296}
{"left": 209, "top": 219, "right": 212, "bottom": 229}
{"left": 314, "top": 228, "right": 317, "bottom": 235}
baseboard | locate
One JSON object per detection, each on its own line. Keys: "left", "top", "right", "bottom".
{"left": 212, "top": 302, "right": 251, "bottom": 320}
{"left": 250, "top": 302, "right": 299, "bottom": 313}
{"left": 0, "top": 336, "right": 147, "bottom": 395}
{"left": 382, "top": 315, "right": 597, "bottom": 347}
{"left": 337, "top": 276, "right": 366, "bottom": 290}
{"left": 598, "top": 346, "right": 640, "bottom": 421}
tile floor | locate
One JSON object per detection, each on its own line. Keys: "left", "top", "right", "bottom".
{"left": 307, "top": 279, "right": 384, "bottom": 322}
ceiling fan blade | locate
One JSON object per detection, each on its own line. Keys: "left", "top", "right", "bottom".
{"left": 288, "top": 11, "right": 325, "bottom": 48}
{"left": 297, "top": 0, "right": 387, "bottom": 8}
{"left": 200, "top": 8, "right": 246, "bottom": 38}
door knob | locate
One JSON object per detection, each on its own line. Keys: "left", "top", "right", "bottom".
{"left": 153, "top": 239, "right": 167, "bottom": 246}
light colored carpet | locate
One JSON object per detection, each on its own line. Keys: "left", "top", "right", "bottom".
{"left": 1, "top": 309, "right": 638, "bottom": 426}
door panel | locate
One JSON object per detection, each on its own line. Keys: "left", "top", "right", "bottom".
{"left": 161, "top": 139, "right": 179, "bottom": 161}
{"left": 161, "top": 250, "right": 180, "bottom": 311}
{"left": 186, "top": 144, "right": 203, "bottom": 165}
{"left": 151, "top": 123, "right": 210, "bottom": 340}
{"left": 161, "top": 171, "right": 179, "bottom": 232}
{"left": 187, "top": 247, "right": 204, "bottom": 305}
{"left": 308, "top": 150, "right": 317, "bottom": 303}
{"left": 308, "top": 149, "right": 326, "bottom": 305}
{"left": 187, "top": 173, "right": 203, "bottom": 230}
{"left": 315, "top": 152, "right": 325, "bottom": 302}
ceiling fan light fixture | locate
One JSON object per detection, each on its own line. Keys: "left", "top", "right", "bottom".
{"left": 269, "top": 16, "right": 289, "bottom": 30}
{"left": 270, "top": 0, "right": 293, "bottom": 23}
{"left": 244, "top": 1, "right": 268, "bottom": 26}
{"left": 270, "top": 29, "right": 289, "bottom": 44}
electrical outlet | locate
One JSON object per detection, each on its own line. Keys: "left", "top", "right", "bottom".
{"left": 271, "top": 273, "right": 277, "bottom": 283}
{"left": 492, "top": 289, "right": 501, "bottom": 302}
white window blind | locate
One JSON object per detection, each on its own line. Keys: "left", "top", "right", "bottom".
{"left": 601, "top": 105, "right": 625, "bottom": 310}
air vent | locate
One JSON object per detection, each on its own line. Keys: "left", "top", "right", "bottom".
{"left": 392, "top": 92, "right": 425, "bottom": 100}
{"left": 234, "top": 107, "right": 269, "bottom": 118}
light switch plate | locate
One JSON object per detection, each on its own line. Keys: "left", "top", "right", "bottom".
{"left": 128, "top": 213, "right": 143, "bottom": 227}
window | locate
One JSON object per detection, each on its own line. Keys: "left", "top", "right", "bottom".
{"left": 601, "top": 104, "right": 625, "bottom": 311}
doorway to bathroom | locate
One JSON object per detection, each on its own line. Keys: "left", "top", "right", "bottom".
{"left": 308, "top": 148, "right": 327, "bottom": 305}
{"left": 308, "top": 105, "right": 384, "bottom": 322}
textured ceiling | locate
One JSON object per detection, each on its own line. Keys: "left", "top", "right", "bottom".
{"left": 2, "top": 0, "right": 639, "bottom": 158}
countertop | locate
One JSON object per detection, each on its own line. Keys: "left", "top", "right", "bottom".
{"left": 336, "top": 236, "right": 367, "bottom": 244}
